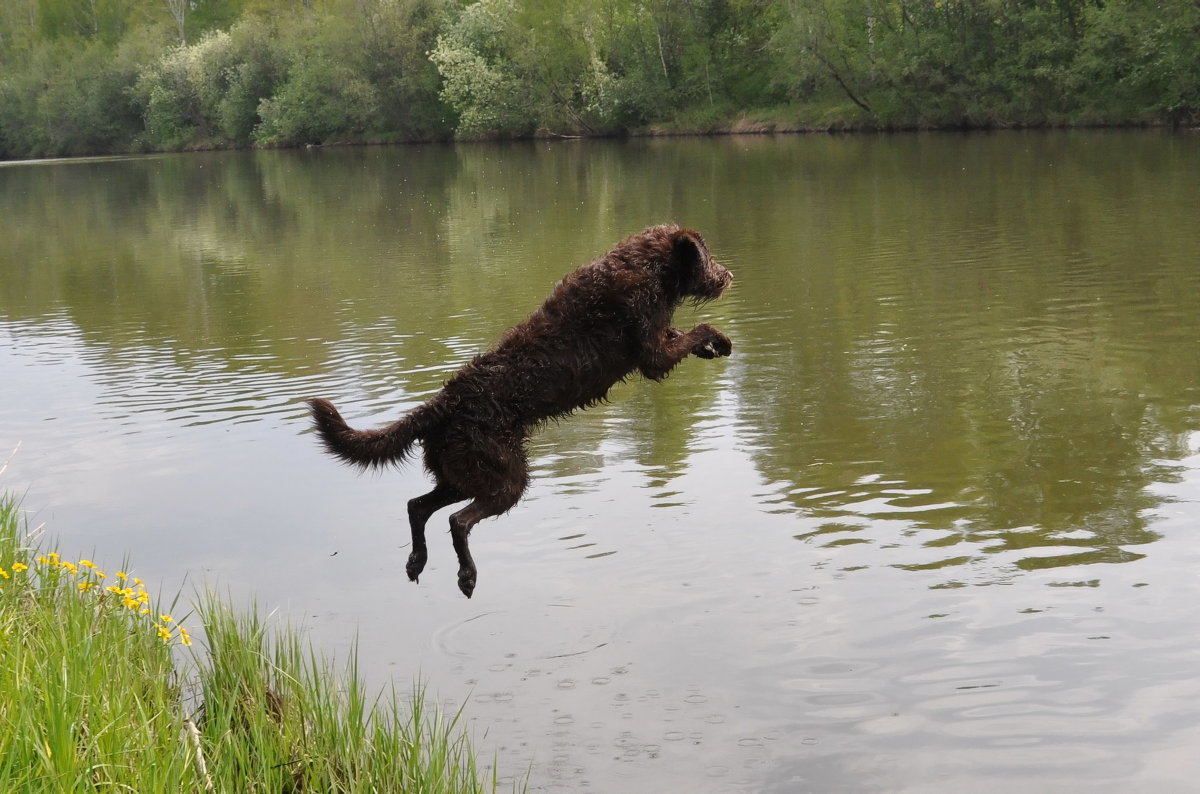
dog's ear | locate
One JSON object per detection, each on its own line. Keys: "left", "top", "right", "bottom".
{"left": 671, "top": 229, "right": 708, "bottom": 283}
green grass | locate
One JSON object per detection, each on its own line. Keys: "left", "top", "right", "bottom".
{"left": 0, "top": 492, "right": 514, "bottom": 793}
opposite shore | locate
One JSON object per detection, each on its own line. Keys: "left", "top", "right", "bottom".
{"left": 2, "top": 0, "right": 1196, "bottom": 160}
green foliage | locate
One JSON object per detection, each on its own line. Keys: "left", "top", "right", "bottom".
{"left": 256, "top": 54, "right": 381, "bottom": 146}
{"left": 771, "top": 0, "right": 1200, "bottom": 128}
{"left": 430, "top": 0, "right": 537, "bottom": 135}
{"left": 1072, "top": 0, "right": 1200, "bottom": 123}
{"left": 134, "top": 22, "right": 287, "bottom": 148}
{"left": 126, "top": 2, "right": 447, "bottom": 150}
{"left": 0, "top": 32, "right": 154, "bottom": 157}
{"left": 34, "top": 0, "right": 141, "bottom": 43}
{"left": 1, "top": 0, "right": 1199, "bottom": 156}
{"left": 350, "top": 0, "right": 451, "bottom": 139}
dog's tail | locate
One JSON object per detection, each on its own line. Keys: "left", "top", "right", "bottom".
{"left": 306, "top": 397, "right": 438, "bottom": 470}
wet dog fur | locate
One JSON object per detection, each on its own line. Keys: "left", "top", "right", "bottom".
{"left": 307, "top": 223, "right": 733, "bottom": 597}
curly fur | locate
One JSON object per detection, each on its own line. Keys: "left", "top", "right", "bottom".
{"left": 308, "top": 223, "right": 733, "bottom": 597}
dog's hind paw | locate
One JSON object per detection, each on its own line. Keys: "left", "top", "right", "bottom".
{"left": 457, "top": 568, "right": 477, "bottom": 599}
{"left": 406, "top": 551, "right": 427, "bottom": 583}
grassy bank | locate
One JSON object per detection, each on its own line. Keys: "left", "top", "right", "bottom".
{"left": 0, "top": 492, "right": 511, "bottom": 793}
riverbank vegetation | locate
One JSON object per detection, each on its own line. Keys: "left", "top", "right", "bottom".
{"left": 0, "top": 492, "right": 508, "bottom": 792}
{"left": 1, "top": 0, "right": 1197, "bottom": 158}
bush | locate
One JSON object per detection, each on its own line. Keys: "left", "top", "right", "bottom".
{"left": 256, "top": 58, "right": 381, "bottom": 145}
{"left": 0, "top": 35, "right": 153, "bottom": 158}
{"left": 430, "top": 0, "right": 536, "bottom": 136}
{"left": 134, "top": 23, "right": 287, "bottom": 149}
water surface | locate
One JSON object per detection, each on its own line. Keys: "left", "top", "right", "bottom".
{"left": 3, "top": 132, "right": 1200, "bottom": 792}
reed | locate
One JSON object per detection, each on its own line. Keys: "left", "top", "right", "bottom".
{"left": 0, "top": 492, "right": 513, "bottom": 793}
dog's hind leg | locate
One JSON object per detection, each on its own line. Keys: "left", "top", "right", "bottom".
{"left": 406, "top": 482, "right": 464, "bottom": 583}
{"left": 439, "top": 426, "right": 528, "bottom": 597}
{"left": 448, "top": 496, "right": 519, "bottom": 598}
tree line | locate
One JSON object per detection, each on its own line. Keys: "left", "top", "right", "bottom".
{"left": 1, "top": 0, "right": 1197, "bottom": 158}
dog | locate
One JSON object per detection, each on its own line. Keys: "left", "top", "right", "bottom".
{"left": 307, "top": 223, "right": 733, "bottom": 597}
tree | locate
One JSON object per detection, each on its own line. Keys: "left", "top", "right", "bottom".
{"left": 163, "top": 0, "right": 186, "bottom": 42}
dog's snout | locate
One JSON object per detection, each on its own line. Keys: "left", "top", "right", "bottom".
{"left": 716, "top": 265, "right": 733, "bottom": 291}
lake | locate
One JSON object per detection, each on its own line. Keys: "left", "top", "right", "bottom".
{"left": 2, "top": 131, "right": 1199, "bottom": 793}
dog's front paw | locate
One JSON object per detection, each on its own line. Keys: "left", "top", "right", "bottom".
{"left": 692, "top": 325, "right": 732, "bottom": 359}
{"left": 708, "top": 331, "right": 732, "bottom": 357}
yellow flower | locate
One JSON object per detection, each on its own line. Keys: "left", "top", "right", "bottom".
{"left": 78, "top": 581, "right": 96, "bottom": 592}
{"left": 116, "top": 571, "right": 128, "bottom": 580}
{"left": 105, "top": 585, "right": 122, "bottom": 594}
{"left": 160, "top": 614, "right": 173, "bottom": 623}
{"left": 179, "top": 627, "right": 193, "bottom": 647}
{"left": 0, "top": 568, "right": 9, "bottom": 579}
{"left": 140, "top": 608, "right": 150, "bottom": 615}
{"left": 79, "top": 560, "right": 96, "bottom": 569}
{"left": 36, "top": 555, "right": 49, "bottom": 565}
{"left": 63, "top": 563, "right": 78, "bottom": 575}
{"left": 95, "top": 570, "right": 106, "bottom": 579}
{"left": 11, "top": 562, "right": 28, "bottom": 573}
{"left": 133, "top": 578, "right": 143, "bottom": 586}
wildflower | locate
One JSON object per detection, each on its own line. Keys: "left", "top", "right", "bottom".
{"left": 0, "top": 568, "right": 9, "bottom": 579}
{"left": 133, "top": 578, "right": 143, "bottom": 586}
{"left": 155, "top": 624, "right": 172, "bottom": 643}
{"left": 78, "top": 581, "right": 96, "bottom": 592}
{"left": 79, "top": 560, "right": 96, "bottom": 569}
{"left": 95, "top": 571, "right": 106, "bottom": 579}
{"left": 62, "top": 563, "right": 78, "bottom": 575}
{"left": 179, "top": 627, "right": 193, "bottom": 647}
{"left": 36, "top": 555, "right": 49, "bottom": 565}
{"left": 116, "top": 571, "right": 128, "bottom": 581}
{"left": 105, "top": 585, "right": 122, "bottom": 594}
{"left": 12, "top": 562, "right": 27, "bottom": 573}
{"left": 160, "top": 614, "right": 173, "bottom": 624}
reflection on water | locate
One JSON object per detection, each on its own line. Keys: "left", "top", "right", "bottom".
{"left": 3, "top": 132, "right": 1200, "bottom": 792}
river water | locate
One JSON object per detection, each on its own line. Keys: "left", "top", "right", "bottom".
{"left": 2, "top": 131, "right": 1199, "bottom": 792}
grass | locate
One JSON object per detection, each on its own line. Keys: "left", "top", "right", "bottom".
{"left": 0, "top": 491, "right": 514, "bottom": 793}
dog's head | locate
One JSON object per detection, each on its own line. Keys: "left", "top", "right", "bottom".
{"left": 668, "top": 227, "right": 733, "bottom": 302}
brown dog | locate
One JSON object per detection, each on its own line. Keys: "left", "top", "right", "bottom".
{"left": 308, "top": 224, "right": 733, "bottom": 596}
